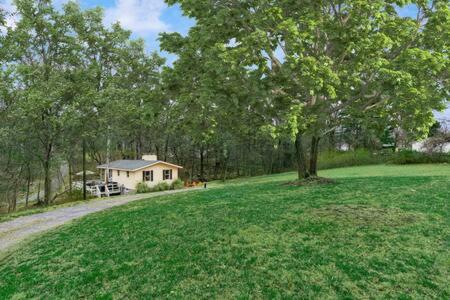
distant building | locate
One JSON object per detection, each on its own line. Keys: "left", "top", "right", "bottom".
{"left": 412, "top": 140, "right": 450, "bottom": 153}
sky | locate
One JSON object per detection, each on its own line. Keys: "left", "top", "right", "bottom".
{"left": 1, "top": 0, "right": 448, "bottom": 120}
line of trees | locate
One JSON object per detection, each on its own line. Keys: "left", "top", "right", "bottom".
{"left": 1, "top": 0, "right": 448, "bottom": 210}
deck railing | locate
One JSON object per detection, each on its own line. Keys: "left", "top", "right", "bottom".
{"left": 73, "top": 181, "right": 122, "bottom": 198}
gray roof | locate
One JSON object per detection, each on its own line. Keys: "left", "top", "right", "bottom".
{"left": 97, "top": 159, "right": 183, "bottom": 171}
{"left": 97, "top": 160, "right": 159, "bottom": 171}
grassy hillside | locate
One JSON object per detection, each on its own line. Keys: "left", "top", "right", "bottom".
{"left": 0, "top": 165, "right": 449, "bottom": 298}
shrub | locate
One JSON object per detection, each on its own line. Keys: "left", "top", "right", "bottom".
{"left": 136, "top": 182, "right": 151, "bottom": 194}
{"left": 171, "top": 179, "right": 184, "bottom": 190}
{"left": 66, "top": 188, "right": 85, "bottom": 201}
{"left": 318, "top": 149, "right": 389, "bottom": 170}
{"left": 62, "top": 188, "right": 95, "bottom": 202}
{"left": 389, "top": 150, "right": 450, "bottom": 165}
{"left": 151, "top": 182, "right": 170, "bottom": 192}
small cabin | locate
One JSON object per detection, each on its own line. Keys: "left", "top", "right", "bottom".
{"left": 97, "top": 155, "right": 183, "bottom": 190}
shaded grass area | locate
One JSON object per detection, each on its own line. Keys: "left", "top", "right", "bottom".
{"left": 0, "top": 165, "right": 449, "bottom": 298}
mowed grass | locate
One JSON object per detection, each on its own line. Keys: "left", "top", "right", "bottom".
{"left": 0, "top": 164, "right": 449, "bottom": 298}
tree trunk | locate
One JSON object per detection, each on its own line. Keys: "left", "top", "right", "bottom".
{"left": 37, "top": 181, "right": 41, "bottom": 205}
{"left": 294, "top": 132, "right": 309, "bottom": 179}
{"left": 155, "top": 145, "right": 160, "bottom": 161}
{"left": 6, "top": 185, "right": 12, "bottom": 213}
{"left": 12, "top": 182, "right": 18, "bottom": 212}
{"left": 199, "top": 145, "right": 204, "bottom": 180}
{"left": 190, "top": 148, "right": 195, "bottom": 181}
{"left": 236, "top": 154, "right": 240, "bottom": 177}
{"left": 221, "top": 157, "right": 228, "bottom": 182}
{"left": 82, "top": 139, "right": 87, "bottom": 200}
{"left": 309, "top": 136, "right": 321, "bottom": 177}
{"left": 68, "top": 159, "right": 72, "bottom": 194}
{"left": 328, "top": 129, "right": 336, "bottom": 151}
{"left": 164, "top": 136, "right": 169, "bottom": 161}
{"left": 213, "top": 151, "right": 219, "bottom": 180}
{"left": 43, "top": 152, "right": 52, "bottom": 205}
{"left": 25, "top": 165, "right": 31, "bottom": 208}
{"left": 205, "top": 145, "right": 209, "bottom": 178}
{"left": 43, "top": 162, "right": 51, "bottom": 205}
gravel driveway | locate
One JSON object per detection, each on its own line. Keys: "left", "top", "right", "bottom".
{"left": 0, "top": 188, "right": 200, "bottom": 253}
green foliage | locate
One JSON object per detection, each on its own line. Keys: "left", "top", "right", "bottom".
{"left": 136, "top": 182, "right": 151, "bottom": 194}
{"left": 318, "top": 150, "right": 389, "bottom": 170}
{"left": 151, "top": 182, "right": 170, "bottom": 192}
{"left": 0, "top": 165, "right": 449, "bottom": 298}
{"left": 162, "top": 0, "right": 449, "bottom": 179}
{"left": 428, "top": 121, "right": 442, "bottom": 138}
{"left": 63, "top": 189, "right": 94, "bottom": 202}
{"left": 137, "top": 182, "right": 174, "bottom": 193}
{"left": 389, "top": 150, "right": 450, "bottom": 165}
{"left": 171, "top": 179, "right": 184, "bottom": 190}
{"left": 319, "top": 149, "right": 450, "bottom": 169}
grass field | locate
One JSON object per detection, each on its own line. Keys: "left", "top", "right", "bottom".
{"left": 0, "top": 164, "right": 449, "bottom": 298}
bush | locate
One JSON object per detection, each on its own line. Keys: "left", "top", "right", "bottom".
{"left": 318, "top": 149, "right": 389, "bottom": 170}
{"left": 389, "top": 150, "right": 450, "bottom": 165}
{"left": 317, "top": 149, "right": 449, "bottom": 169}
{"left": 65, "top": 188, "right": 85, "bottom": 200}
{"left": 171, "top": 179, "right": 184, "bottom": 190}
{"left": 151, "top": 182, "right": 170, "bottom": 192}
{"left": 62, "top": 188, "right": 95, "bottom": 202}
{"left": 136, "top": 182, "right": 151, "bottom": 194}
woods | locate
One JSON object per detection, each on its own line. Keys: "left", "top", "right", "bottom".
{"left": 1, "top": 0, "right": 448, "bottom": 211}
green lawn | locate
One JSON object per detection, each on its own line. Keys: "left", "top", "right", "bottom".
{"left": 0, "top": 164, "right": 449, "bottom": 298}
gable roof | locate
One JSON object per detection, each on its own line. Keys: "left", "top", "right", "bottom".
{"left": 97, "top": 160, "right": 183, "bottom": 171}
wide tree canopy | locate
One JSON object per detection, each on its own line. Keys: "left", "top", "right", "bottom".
{"left": 162, "top": 0, "right": 449, "bottom": 179}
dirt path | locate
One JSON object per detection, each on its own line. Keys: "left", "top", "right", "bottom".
{"left": 0, "top": 188, "right": 200, "bottom": 253}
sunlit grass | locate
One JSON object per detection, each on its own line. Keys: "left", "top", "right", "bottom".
{"left": 0, "top": 164, "right": 449, "bottom": 298}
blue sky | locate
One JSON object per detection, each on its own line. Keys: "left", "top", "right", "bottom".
{"left": 76, "top": 0, "right": 194, "bottom": 58}
{"left": 79, "top": 0, "right": 195, "bottom": 64}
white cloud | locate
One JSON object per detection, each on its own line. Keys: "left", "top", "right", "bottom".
{"left": 2, "top": 0, "right": 169, "bottom": 36}
{"left": 104, "top": 0, "right": 168, "bottom": 34}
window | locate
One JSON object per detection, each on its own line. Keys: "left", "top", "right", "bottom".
{"left": 163, "top": 169, "right": 172, "bottom": 180}
{"left": 117, "top": 170, "right": 120, "bottom": 176}
{"left": 126, "top": 171, "right": 130, "bottom": 178}
{"left": 108, "top": 169, "right": 112, "bottom": 180}
{"left": 143, "top": 170, "right": 153, "bottom": 182}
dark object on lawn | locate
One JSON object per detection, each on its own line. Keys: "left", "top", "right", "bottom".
{"left": 284, "top": 176, "right": 336, "bottom": 187}
{"left": 196, "top": 176, "right": 209, "bottom": 182}
{"left": 204, "top": 183, "right": 207, "bottom": 189}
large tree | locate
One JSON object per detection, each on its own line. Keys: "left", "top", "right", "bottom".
{"left": 164, "top": 0, "right": 449, "bottom": 179}
{"left": 0, "top": 0, "right": 85, "bottom": 204}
